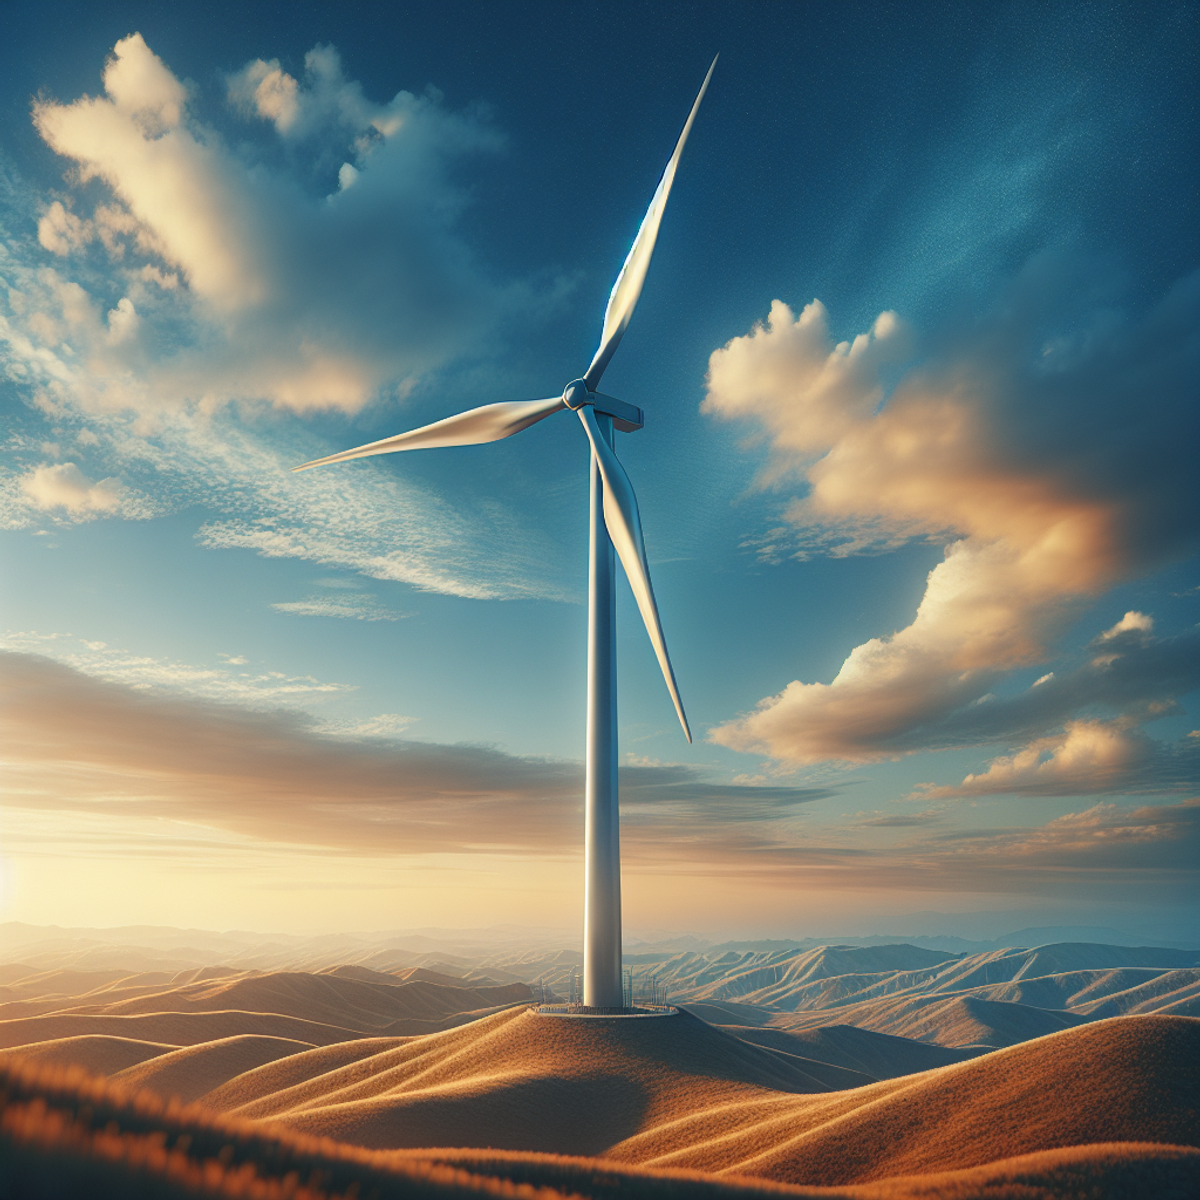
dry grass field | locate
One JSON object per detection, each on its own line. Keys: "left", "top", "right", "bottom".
{"left": 2, "top": 942, "right": 1196, "bottom": 1198}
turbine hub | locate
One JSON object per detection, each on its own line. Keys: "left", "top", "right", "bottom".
{"left": 562, "top": 379, "right": 593, "bottom": 410}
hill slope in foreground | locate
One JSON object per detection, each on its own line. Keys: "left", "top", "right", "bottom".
{"left": 2, "top": 1015, "right": 1197, "bottom": 1199}
{"left": 1, "top": 946, "right": 1198, "bottom": 1198}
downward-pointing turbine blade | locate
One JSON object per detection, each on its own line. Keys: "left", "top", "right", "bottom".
{"left": 292, "top": 397, "right": 566, "bottom": 471}
{"left": 577, "top": 406, "right": 692, "bottom": 742}
{"left": 583, "top": 55, "right": 717, "bottom": 393}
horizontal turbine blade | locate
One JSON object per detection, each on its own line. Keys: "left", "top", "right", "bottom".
{"left": 577, "top": 405, "right": 691, "bottom": 742}
{"left": 293, "top": 397, "right": 566, "bottom": 471}
{"left": 583, "top": 55, "right": 717, "bottom": 393}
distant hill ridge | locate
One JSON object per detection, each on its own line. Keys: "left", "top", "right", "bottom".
{"left": 627, "top": 942, "right": 1200, "bottom": 1049}
{"left": 0, "top": 966, "right": 535, "bottom": 1056}
{"left": 4, "top": 940, "right": 1196, "bottom": 1054}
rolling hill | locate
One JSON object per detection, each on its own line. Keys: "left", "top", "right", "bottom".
{"left": 2, "top": 940, "right": 1197, "bottom": 1197}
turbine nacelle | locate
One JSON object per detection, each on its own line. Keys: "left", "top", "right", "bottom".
{"left": 562, "top": 379, "right": 644, "bottom": 432}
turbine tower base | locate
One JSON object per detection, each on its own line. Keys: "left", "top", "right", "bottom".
{"left": 532, "top": 1004, "right": 679, "bottom": 1019}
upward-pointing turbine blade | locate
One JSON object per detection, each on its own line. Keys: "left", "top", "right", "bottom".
{"left": 583, "top": 55, "right": 717, "bottom": 393}
{"left": 292, "top": 396, "right": 566, "bottom": 471}
{"left": 576, "top": 405, "right": 692, "bottom": 742}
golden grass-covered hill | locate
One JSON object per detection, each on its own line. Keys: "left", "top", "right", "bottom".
{"left": 2, "top": 943, "right": 1197, "bottom": 1198}
{"left": 2, "top": 1016, "right": 1197, "bottom": 1199}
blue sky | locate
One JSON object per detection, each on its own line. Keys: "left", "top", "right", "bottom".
{"left": 1, "top": 0, "right": 1197, "bottom": 940}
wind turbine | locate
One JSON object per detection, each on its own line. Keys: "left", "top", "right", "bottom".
{"left": 295, "top": 59, "right": 716, "bottom": 1010}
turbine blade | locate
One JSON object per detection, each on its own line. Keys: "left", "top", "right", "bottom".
{"left": 577, "top": 406, "right": 692, "bottom": 742}
{"left": 293, "top": 397, "right": 566, "bottom": 471}
{"left": 583, "top": 55, "right": 717, "bottom": 392}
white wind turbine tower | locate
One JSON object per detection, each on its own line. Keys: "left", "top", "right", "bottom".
{"left": 295, "top": 59, "right": 716, "bottom": 1010}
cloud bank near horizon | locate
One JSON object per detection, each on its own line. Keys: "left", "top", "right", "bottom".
{"left": 2, "top": 650, "right": 1194, "bottom": 907}
{"left": 703, "top": 262, "right": 1199, "bottom": 784}
{"left": 0, "top": 651, "right": 831, "bottom": 859}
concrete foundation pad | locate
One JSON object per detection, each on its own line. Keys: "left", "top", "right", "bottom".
{"left": 532, "top": 1004, "right": 679, "bottom": 1019}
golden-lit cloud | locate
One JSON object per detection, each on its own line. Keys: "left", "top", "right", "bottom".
{"left": 702, "top": 300, "right": 909, "bottom": 481}
{"left": 703, "top": 267, "right": 1199, "bottom": 775}
{"left": 225, "top": 45, "right": 403, "bottom": 142}
{"left": 918, "top": 718, "right": 1200, "bottom": 799}
{"left": 3, "top": 651, "right": 1194, "bottom": 914}
{"left": 0, "top": 652, "right": 830, "bottom": 859}
{"left": 19, "top": 462, "right": 124, "bottom": 514}
{"left": 629, "top": 797, "right": 1200, "bottom": 907}
{"left": 0, "top": 34, "right": 573, "bottom": 603}
{"left": 24, "top": 33, "right": 519, "bottom": 416}
{"left": 930, "top": 719, "right": 1145, "bottom": 796}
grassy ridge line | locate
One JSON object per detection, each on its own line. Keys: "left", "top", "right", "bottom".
{"left": 431, "top": 1145, "right": 1200, "bottom": 1200}
{"left": 0, "top": 1057, "right": 568, "bottom": 1199}
{"left": 0, "top": 1056, "right": 845, "bottom": 1198}
{"left": 3, "top": 1055, "right": 1198, "bottom": 1199}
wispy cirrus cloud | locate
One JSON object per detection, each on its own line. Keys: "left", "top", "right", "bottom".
{"left": 270, "top": 593, "right": 407, "bottom": 621}
{"left": 0, "top": 339, "right": 569, "bottom": 601}
{"left": 857, "top": 811, "right": 943, "bottom": 828}
{"left": 704, "top": 260, "right": 1199, "bottom": 781}
{"left": 0, "top": 34, "right": 570, "bottom": 602}
{"left": 0, "top": 633, "right": 354, "bottom": 706}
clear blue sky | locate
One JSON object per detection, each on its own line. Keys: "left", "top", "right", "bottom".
{"left": 1, "top": 0, "right": 1196, "bottom": 940}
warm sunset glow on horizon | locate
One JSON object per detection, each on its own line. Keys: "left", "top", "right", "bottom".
{"left": 1, "top": 2, "right": 1196, "bottom": 946}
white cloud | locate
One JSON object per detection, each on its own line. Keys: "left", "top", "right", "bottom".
{"left": 18, "top": 33, "right": 519, "bottom": 417}
{"left": 105, "top": 297, "right": 139, "bottom": 344}
{"left": 0, "top": 33, "right": 573, "bottom": 602}
{"left": 20, "top": 461, "right": 124, "bottom": 514}
{"left": 228, "top": 58, "right": 301, "bottom": 133}
{"left": 226, "top": 45, "right": 404, "bottom": 144}
{"left": 1, "top": 418, "right": 165, "bottom": 527}
{"left": 138, "top": 263, "right": 178, "bottom": 289}
{"left": 704, "top": 266, "right": 1199, "bottom": 772}
{"left": 37, "top": 201, "right": 91, "bottom": 256}
{"left": 1101, "top": 611, "right": 1154, "bottom": 639}
{"left": 0, "top": 35, "right": 582, "bottom": 602}
{"left": 706, "top": 301, "right": 1119, "bottom": 763}
{"left": 271, "top": 593, "right": 406, "bottom": 621}
{"left": 703, "top": 299, "right": 908, "bottom": 480}
{"left": 924, "top": 719, "right": 1147, "bottom": 797}
{"left": 175, "top": 414, "right": 566, "bottom": 600}
{"left": 324, "top": 713, "right": 418, "bottom": 738}
{"left": 0, "top": 632, "right": 354, "bottom": 706}
{"left": 0, "top": 398, "right": 569, "bottom": 599}
{"left": 100, "top": 31, "right": 188, "bottom": 127}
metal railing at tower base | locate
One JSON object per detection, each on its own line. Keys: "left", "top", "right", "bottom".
{"left": 531, "top": 965, "right": 674, "bottom": 1016}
